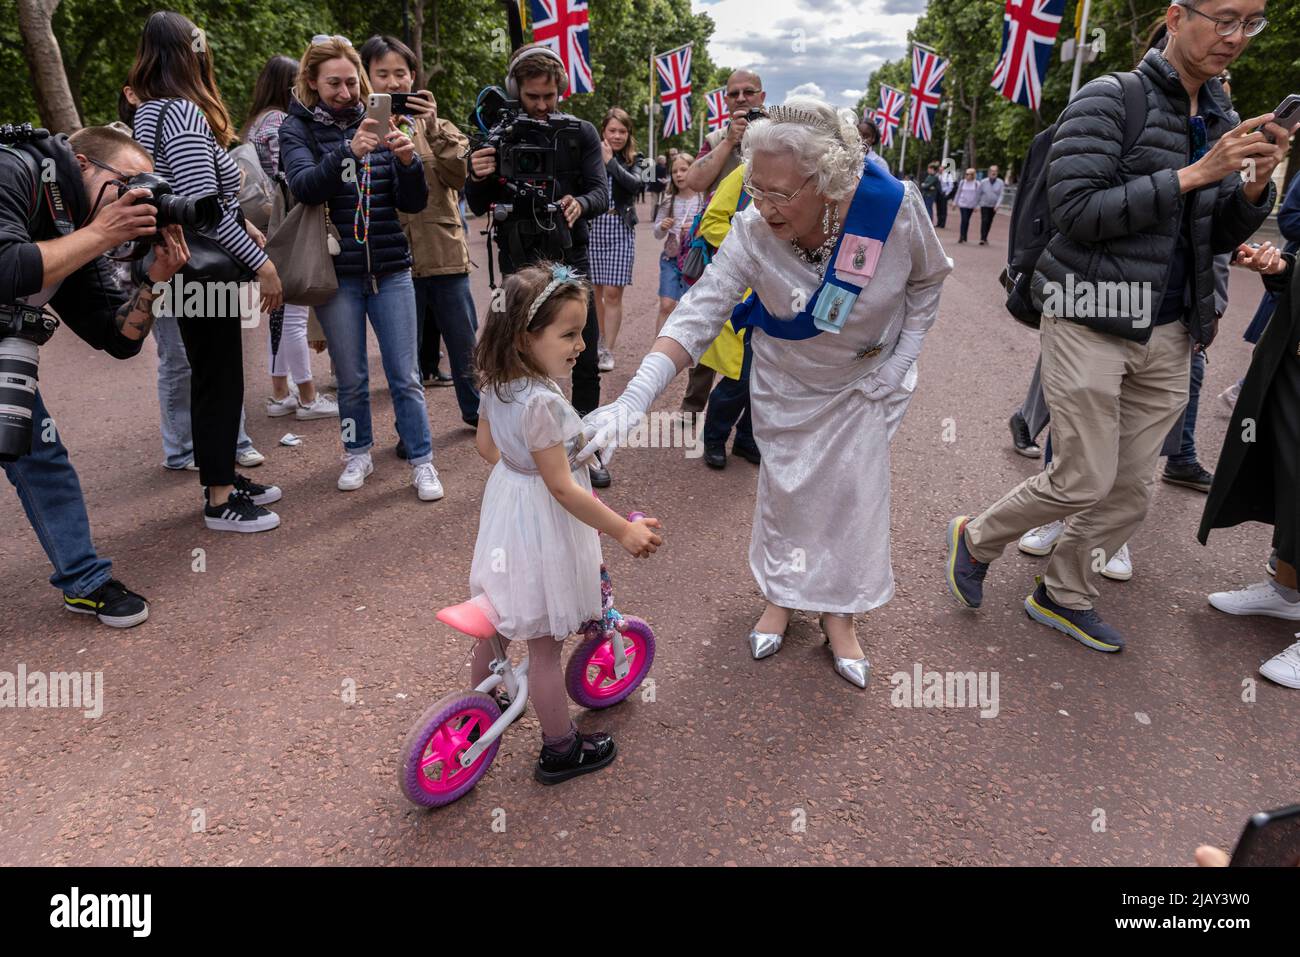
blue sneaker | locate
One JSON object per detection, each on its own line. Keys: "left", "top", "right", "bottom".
{"left": 1024, "top": 577, "right": 1125, "bottom": 652}
{"left": 946, "top": 516, "right": 990, "bottom": 608}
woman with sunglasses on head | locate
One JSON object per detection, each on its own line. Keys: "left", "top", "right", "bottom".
{"left": 279, "top": 35, "right": 441, "bottom": 501}
{"left": 128, "top": 10, "right": 285, "bottom": 533}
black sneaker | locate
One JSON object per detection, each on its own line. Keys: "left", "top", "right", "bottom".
{"left": 534, "top": 730, "right": 618, "bottom": 785}
{"left": 1162, "top": 461, "right": 1213, "bottom": 493}
{"left": 203, "top": 489, "right": 281, "bottom": 533}
{"left": 945, "top": 516, "right": 990, "bottom": 608}
{"left": 63, "top": 578, "right": 149, "bottom": 628}
{"left": 1008, "top": 411, "right": 1042, "bottom": 458}
{"left": 204, "top": 473, "right": 282, "bottom": 507}
{"left": 1024, "top": 577, "right": 1125, "bottom": 652}
{"left": 589, "top": 464, "right": 611, "bottom": 488}
{"left": 703, "top": 445, "right": 726, "bottom": 469}
{"left": 732, "top": 441, "right": 761, "bottom": 465}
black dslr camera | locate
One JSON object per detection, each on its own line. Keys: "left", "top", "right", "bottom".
{"left": 114, "top": 173, "right": 222, "bottom": 260}
{"left": 468, "top": 86, "right": 582, "bottom": 222}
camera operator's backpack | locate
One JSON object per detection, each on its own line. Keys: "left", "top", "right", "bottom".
{"left": 1001, "top": 71, "right": 1147, "bottom": 327}
{"left": 229, "top": 141, "right": 275, "bottom": 232}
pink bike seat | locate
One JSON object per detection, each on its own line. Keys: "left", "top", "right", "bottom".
{"left": 437, "top": 600, "right": 498, "bottom": 640}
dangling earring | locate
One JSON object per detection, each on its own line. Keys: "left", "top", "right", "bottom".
{"left": 822, "top": 202, "right": 832, "bottom": 234}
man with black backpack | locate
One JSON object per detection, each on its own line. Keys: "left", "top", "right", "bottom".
{"left": 947, "top": 0, "right": 1284, "bottom": 653}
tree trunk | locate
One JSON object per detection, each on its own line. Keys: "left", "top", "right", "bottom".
{"left": 412, "top": 0, "right": 426, "bottom": 90}
{"left": 966, "top": 96, "right": 978, "bottom": 171}
{"left": 17, "top": 0, "right": 81, "bottom": 133}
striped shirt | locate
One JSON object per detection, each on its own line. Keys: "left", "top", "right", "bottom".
{"left": 131, "top": 98, "right": 267, "bottom": 273}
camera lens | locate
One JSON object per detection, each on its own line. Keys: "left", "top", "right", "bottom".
{"left": 156, "top": 193, "right": 221, "bottom": 232}
{"left": 0, "top": 336, "right": 39, "bottom": 462}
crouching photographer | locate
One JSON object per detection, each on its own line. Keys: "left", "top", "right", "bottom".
{"left": 464, "top": 43, "right": 612, "bottom": 486}
{"left": 0, "top": 122, "right": 191, "bottom": 628}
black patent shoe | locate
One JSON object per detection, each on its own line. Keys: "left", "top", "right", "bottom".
{"left": 703, "top": 445, "right": 726, "bottom": 469}
{"left": 589, "top": 464, "right": 611, "bottom": 488}
{"left": 534, "top": 731, "right": 618, "bottom": 785}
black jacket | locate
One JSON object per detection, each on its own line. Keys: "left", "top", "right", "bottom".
{"left": 0, "top": 133, "right": 139, "bottom": 359}
{"left": 464, "top": 112, "right": 607, "bottom": 260}
{"left": 1199, "top": 253, "right": 1299, "bottom": 548}
{"left": 279, "top": 98, "right": 428, "bottom": 280}
{"left": 605, "top": 154, "right": 641, "bottom": 226}
{"left": 1035, "top": 49, "right": 1274, "bottom": 347}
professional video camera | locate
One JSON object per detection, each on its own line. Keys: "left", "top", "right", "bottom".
{"left": 467, "top": 85, "right": 583, "bottom": 225}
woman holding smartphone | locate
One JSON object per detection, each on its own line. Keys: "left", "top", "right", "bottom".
{"left": 279, "top": 35, "right": 442, "bottom": 501}
{"left": 360, "top": 35, "right": 480, "bottom": 432}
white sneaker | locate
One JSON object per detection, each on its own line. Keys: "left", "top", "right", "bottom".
{"left": 597, "top": 344, "right": 615, "bottom": 372}
{"left": 237, "top": 447, "right": 266, "bottom": 468}
{"left": 338, "top": 452, "right": 373, "bottom": 491}
{"left": 1218, "top": 382, "right": 1241, "bottom": 414}
{"left": 295, "top": 393, "right": 340, "bottom": 420}
{"left": 1018, "top": 520, "right": 1065, "bottom": 556}
{"left": 1208, "top": 581, "right": 1300, "bottom": 620}
{"left": 412, "top": 462, "right": 444, "bottom": 501}
{"left": 1101, "top": 542, "right": 1133, "bottom": 582}
{"left": 1260, "top": 637, "right": 1300, "bottom": 689}
{"left": 265, "top": 394, "right": 299, "bottom": 417}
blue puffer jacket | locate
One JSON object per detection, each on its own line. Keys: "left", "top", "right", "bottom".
{"left": 279, "top": 98, "right": 428, "bottom": 280}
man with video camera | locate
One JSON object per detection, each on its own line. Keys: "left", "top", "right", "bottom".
{"left": 465, "top": 43, "right": 611, "bottom": 486}
{"left": 0, "top": 123, "right": 191, "bottom": 629}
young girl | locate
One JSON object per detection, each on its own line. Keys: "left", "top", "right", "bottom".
{"left": 653, "top": 152, "right": 702, "bottom": 335}
{"left": 470, "top": 263, "right": 663, "bottom": 783}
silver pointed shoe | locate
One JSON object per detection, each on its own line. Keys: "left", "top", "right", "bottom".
{"left": 820, "top": 614, "right": 870, "bottom": 689}
{"left": 747, "top": 629, "right": 784, "bottom": 660}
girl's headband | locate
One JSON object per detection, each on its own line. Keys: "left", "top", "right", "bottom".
{"left": 527, "top": 263, "right": 583, "bottom": 325}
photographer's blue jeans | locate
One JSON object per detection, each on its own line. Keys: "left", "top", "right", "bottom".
{"left": 315, "top": 270, "right": 433, "bottom": 465}
{"left": 153, "top": 314, "right": 253, "bottom": 468}
{"left": 2, "top": 389, "right": 112, "bottom": 597}
{"left": 702, "top": 336, "right": 756, "bottom": 453}
{"left": 413, "top": 273, "right": 481, "bottom": 421}
{"left": 1167, "top": 349, "right": 1206, "bottom": 468}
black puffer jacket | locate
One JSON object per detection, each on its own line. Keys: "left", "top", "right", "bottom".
{"left": 279, "top": 98, "right": 428, "bottom": 280}
{"left": 1034, "top": 49, "right": 1275, "bottom": 347}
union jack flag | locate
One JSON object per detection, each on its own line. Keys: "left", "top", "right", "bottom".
{"left": 529, "top": 0, "right": 593, "bottom": 100}
{"left": 705, "top": 87, "right": 728, "bottom": 133}
{"left": 990, "top": 0, "right": 1066, "bottom": 111}
{"left": 909, "top": 46, "right": 948, "bottom": 142}
{"left": 876, "top": 85, "right": 906, "bottom": 150}
{"left": 656, "top": 44, "right": 692, "bottom": 138}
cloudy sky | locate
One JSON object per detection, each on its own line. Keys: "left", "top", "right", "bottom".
{"left": 694, "top": 0, "right": 928, "bottom": 110}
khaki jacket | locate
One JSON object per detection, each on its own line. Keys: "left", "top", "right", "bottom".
{"left": 398, "top": 115, "right": 471, "bottom": 277}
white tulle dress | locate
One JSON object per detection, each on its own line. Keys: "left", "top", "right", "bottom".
{"left": 469, "top": 377, "right": 603, "bottom": 641}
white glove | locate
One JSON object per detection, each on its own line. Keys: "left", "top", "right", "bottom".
{"left": 578, "top": 351, "right": 677, "bottom": 466}
{"left": 861, "top": 328, "right": 924, "bottom": 400}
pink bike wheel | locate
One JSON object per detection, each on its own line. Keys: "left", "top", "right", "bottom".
{"left": 399, "top": 691, "right": 502, "bottom": 808}
{"left": 565, "top": 616, "right": 656, "bottom": 709}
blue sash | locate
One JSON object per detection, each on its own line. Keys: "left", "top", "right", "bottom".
{"left": 729, "top": 161, "right": 904, "bottom": 341}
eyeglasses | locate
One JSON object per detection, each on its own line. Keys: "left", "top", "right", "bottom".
{"left": 311, "top": 34, "right": 353, "bottom": 47}
{"left": 87, "top": 157, "right": 130, "bottom": 183}
{"left": 742, "top": 173, "right": 814, "bottom": 208}
{"left": 726, "top": 88, "right": 763, "bottom": 99}
{"left": 1179, "top": 3, "right": 1268, "bottom": 38}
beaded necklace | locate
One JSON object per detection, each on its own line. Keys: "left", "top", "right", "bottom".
{"left": 352, "top": 154, "right": 373, "bottom": 245}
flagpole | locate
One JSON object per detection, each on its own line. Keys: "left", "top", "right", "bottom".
{"left": 940, "top": 99, "right": 951, "bottom": 168}
{"left": 648, "top": 45, "right": 656, "bottom": 169}
{"left": 1069, "top": 0, "right": 1093, "bottom": 100}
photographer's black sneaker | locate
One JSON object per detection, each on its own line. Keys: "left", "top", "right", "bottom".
{"left": 63, "top": 579, "right": 149, "bottom": 628}
{"left": 205, "top": 474, "right": 281, "bottom": 506}
{"left": 203, "top": 489, "right": 280, "bottom": 533}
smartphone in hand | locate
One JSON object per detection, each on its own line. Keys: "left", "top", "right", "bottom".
{"left": 366, "top": 93, "right": 391, "bottom": 134}
{"left": 1230, "top": 804, "right": 1300, "bottom": 866}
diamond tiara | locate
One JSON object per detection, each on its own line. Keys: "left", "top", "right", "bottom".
{"left": 765, "top": 105, "right": 844, "bottom": 140}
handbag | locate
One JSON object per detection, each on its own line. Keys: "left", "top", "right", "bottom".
{"left": 263, "top": 131, "right": 341, "bottom": 306}
{"left": 660, "top": 196, "right": 680, "bottom": 259}
{"left": 142, "top": 98, "right": 254, "bottom": 284}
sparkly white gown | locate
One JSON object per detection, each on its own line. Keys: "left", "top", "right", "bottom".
{"left": 661, "top": 182, "right": 952, "bottom": 612}
{"left": 470, "top": 378, "right": 603, "bottom": 640}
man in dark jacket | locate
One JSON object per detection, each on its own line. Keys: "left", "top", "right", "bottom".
{"left": 0, "top": 124, "right": 191, "bottom": 627}
{"left": 947, "top": 0, "right": 1283, "bottom": 652}
{"left": 466, "top": 43, "right": 610, "bottom": 484}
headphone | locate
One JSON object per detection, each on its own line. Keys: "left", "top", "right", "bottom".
{"left": 504, "top": 45, "right": 568, "bottom": 99}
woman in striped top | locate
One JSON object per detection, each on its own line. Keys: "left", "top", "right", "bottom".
{"left": 128, "top": 10, "right": 285, "bottom": 533}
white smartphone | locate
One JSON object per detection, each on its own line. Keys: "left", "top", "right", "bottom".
{"left": 365, "top": 93, "right": 391, "bottom": 135}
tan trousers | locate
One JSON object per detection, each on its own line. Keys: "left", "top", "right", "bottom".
{"left": 966, "top": 314, "right": 1191, "bottom": 609}
{"left": 681, "top": 363, "right": 716, "bottom": 414}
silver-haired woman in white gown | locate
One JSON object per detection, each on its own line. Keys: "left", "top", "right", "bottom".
{"left": 581, "top": 97, "right": 952, "bottom": 687}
